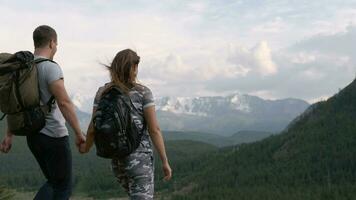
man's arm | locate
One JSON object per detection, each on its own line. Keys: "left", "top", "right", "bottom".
{"left": 49, "top": 79, "right": 85, "bottom": 146}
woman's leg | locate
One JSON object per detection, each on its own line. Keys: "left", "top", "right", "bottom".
{"left": 112, "top": 159, "right": 130, "bottom": 194}
{"left": 112, "top": 152, "right": 154, "bottom": 200}
{"left": 127, "top": 152, "right": 154, "bottom": 200}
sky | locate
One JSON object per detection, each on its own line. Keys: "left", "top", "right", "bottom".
{"left": 1, "top": 0, "right": 356, "bottom": 104}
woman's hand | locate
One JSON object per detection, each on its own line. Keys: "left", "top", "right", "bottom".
{"left": 79, "top": 142, "right": 89, "bottom": 154}
{"left": 162, "top": 161, "right": 172, "bottom": 181}
{"left": 75, "top": 132, "right": 86, "bottom": 149}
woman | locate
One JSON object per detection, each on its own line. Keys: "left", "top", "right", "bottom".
{"left": 80, "top": 49, "right": 172, "bottom": 199}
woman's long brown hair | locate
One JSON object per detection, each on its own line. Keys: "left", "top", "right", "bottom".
{"left": 105, "top": 49, "right": 140, "bottom": 93}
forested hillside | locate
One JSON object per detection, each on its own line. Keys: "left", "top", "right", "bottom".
{"left": 163, "top": 130, "right": 274, "bottom": 147}
{"left": 164, "top": 79, "right": 356, "bottom": 199}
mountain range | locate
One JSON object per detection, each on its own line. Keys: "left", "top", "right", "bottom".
{"left": 72, "top": 93, "right": 309, "bottom": 136}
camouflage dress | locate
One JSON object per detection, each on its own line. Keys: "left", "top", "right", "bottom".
{"left": 93, "top": 83, "right": 155, "bottom": 199}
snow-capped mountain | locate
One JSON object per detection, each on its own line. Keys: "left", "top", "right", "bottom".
{"left": 155, "top": 94, "right": 309, "bottom": 135}
{"left": 155, "top": 93, "right": 307, "bottom": 117}
{"left": 155, "top": 94, "right": 252, "bottom": 117}
{"left": 71, "top": 92, "right": 310, "bottom": 136}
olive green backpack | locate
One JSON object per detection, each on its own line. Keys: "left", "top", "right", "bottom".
{"left": 0, "top": 51, "right": 55, "bottom": 136}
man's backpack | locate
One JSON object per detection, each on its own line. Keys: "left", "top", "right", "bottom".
{"left": 0, "top": 51, "right": 55, "bottom": 136}
{"left": 93, "top": 86, "right": 144, "bottom": 159}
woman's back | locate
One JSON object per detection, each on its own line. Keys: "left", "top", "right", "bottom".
{"left": 93, "top": 83, "right": 155, "bottom": 153}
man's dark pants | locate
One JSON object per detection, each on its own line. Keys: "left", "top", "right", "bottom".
{"left": 26, "top": 133, "right": 72, "bottom": 200}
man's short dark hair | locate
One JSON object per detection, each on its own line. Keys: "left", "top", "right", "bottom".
{"left": 33, "top": 25, "right": 57, "bottom": 48}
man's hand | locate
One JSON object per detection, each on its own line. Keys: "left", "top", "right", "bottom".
{"left": 0, "top": 134, "right": 13, "bottom": 153}
{"left": 75, "top": 133, "right": 86, "bottom": 149}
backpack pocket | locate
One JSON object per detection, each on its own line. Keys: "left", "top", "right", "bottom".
{"left": 7, "top": 106, "right": 46, "bottom": 136}
{"left": 0, "top": 74, "right": 22, "bottom": 113}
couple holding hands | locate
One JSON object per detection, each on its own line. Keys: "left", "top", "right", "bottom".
{"left": 0, "top": 25, "right": 172, "bottom": 200}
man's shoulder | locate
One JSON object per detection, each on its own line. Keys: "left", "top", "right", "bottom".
{"left": 36, "top": 59, "right": 60, "bottom": 68}
{"left": 34, "top": 56, "right": 60, "bottom": 69}
{"left": 34, "top": 57, "right": 64, "bottom": 84}
{"left": 36, "top": 60, "right": 63, "bottom": 80}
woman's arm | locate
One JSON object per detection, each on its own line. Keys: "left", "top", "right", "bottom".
{"left": 80, "top": 108, "right": 96, "bottom": 153}
{"left": 84, "top": 121, "right": 95, "bottom": 152}
{"left": 144, "top": 106, "right": 172, "bottom": 181}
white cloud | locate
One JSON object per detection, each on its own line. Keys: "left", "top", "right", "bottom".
{"left": 1, "top": 0, "right": 356, "bottom": 104}
{"left": 228, "top": 41, "right": 277, "bottom": 76}
{"left": 187, "top": 1, "right": 207, "bottom": 13}
{"left": 302, "top": 69, "right": 324, "bottom": 81}
{"left": 251, "top": 17, "right": 287, "bottom": 33}
{"left": 290, "top": 25, "right": 356, "bottom": 61}
{"left": 253, "top": 41, "right": 278, "bottom": 75}
{"left": 308, "top": 8, "right": 356, "bottom": 36}
{"left": 290, "top": 52, "right": 316, "bottom": 64}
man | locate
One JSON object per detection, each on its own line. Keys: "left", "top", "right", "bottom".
{"left": 0, "top": 25, "right": 85, "bottom": 200}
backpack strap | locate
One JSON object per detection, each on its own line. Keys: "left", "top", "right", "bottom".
{"left": 46, "top": 96, "right": 56, "bottom": 112}
{"left": 34, "top": 58, "right": 57, "bottom": 113}
{"left": 0, "top": 113, "right": 6, "bottom": 121}
{"left": 34, "top": 58, "right": 57, "bottom": 65}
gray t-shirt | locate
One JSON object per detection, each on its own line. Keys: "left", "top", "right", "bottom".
{"left": 35, "top": 56, "right": 68, "bottom": 138}
{"left": 93, "top": 83, "right": 155, "bottom": 153}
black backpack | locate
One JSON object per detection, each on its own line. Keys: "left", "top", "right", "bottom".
{"left": 93, "top": 86, "right": 144, "bottom": 159}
